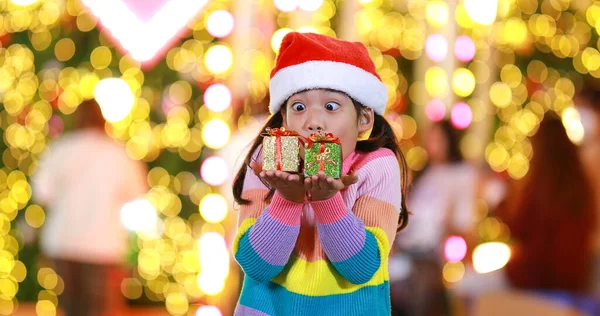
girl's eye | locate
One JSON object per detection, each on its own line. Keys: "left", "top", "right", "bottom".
{"left": 325, "top": 102, "right": 340, "bottom": 111}
{"left": 292, "top": 102, "right": 306, "bottom": 111}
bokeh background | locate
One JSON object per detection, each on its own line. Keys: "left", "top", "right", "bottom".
{"left": 0, "top": 0, "right": 600, "bottom": 315}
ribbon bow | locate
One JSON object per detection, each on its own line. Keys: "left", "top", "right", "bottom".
{"left": 305, "top": 131, "right": 341, "bottom": 148}
{"left": 261, "top": 127, "right": 300, "bottom": 137}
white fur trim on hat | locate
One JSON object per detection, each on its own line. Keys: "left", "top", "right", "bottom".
{"left": 269, "top": 60, "right": 388, "bottom": 115}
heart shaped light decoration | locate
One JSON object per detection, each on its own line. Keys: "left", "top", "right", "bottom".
{"left": 81, "top": 0, "right": 209, "bottom": 67}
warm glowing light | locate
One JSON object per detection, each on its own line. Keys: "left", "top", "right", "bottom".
{"left": 452, "top": 68, "right": 476, "bottom": 97}
{"left": 204, "top": 45, "right": 233, "bottom": 74}
{"left": 562, "top": 107, "right": 585, "bottom": 144}
{"left": 206, "top": 10, "right": 234, "bottom": 38}
{"left": 11, "top": 0, "right": 38, "bottom": 6}
{"left": 94, "top": 78, "right": 135, "bottom": 123}
{"left": 200, "top": 194, "right": 228, "bottom": 223}
{"left": 426, "top": 34, "right": 448, "bottom": 62}
{"left": 464, "top": 0, "right": 498, "bottom": 25}
{"left": 271, "top": 28, "right": 294, "bottom": 53}
{"left": 200, "top": 157, "right": 228, "bottom": 186}
{"left": 81, "top": 0, "right": 209, "bottom": 63}
{"left": 204, "top": 84, "right": 232, "bottom": 112}
{"left": 426, "top": 1, "right": 449, "bottom": 28}
{"left": 202, "top": 119, "right": 231, "bottom": 149}
{"left": 274, "top": 0, "right": 297, "bottom": 12}
{"left": 196, "top": 306, "right": 223, "bottom": 316}
{"left": 120, "top": 199, "right": 157, "bottom": 232}
{"left": 473, "top": 242, "right": 511, "bottom": 274}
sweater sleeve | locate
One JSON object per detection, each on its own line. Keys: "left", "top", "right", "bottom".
{"left": 310, "top": 154, "right": 402, "bottom": 284}
{"left": 232, "top": 165, "right": 304, "bottom": 283}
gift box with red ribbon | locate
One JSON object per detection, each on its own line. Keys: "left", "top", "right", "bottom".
{"left": 261, "top": 127, "right": 301, "bottom": 173}
{"left": 304, "top": 131, "right": 342, "bottom": 179}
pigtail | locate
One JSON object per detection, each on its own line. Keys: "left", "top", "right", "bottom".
{"left": 355, "top": 109, "right": 410, "bottom": 232}
{"left": 232, "top": 113, "right": 283, "bottom": 205}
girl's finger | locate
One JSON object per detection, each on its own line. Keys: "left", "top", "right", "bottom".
{"left": 326, "top": 177, "right": 338, "bottom": 190}
{"left": 312, "top": 174, "right": 323, "bottom": 191}
{"left": 250, "top": 161, "right": 263, "bottom": 175}
{"left": 304, "top": 177, "right": 313, "bottom": 191}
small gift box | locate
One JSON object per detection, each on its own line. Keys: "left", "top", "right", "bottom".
{"left": 304, "top": 131, "right": 343, "bottom": 179}
{"left": 261, "top": 127, "right": 301, "bottom": 173}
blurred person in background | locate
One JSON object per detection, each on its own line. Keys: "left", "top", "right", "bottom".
{"left": 496, "top": 116, "right": 596, "bottom": 294}
{"left": 391, "top": 120, "right": 479, "bottom": 316}
{"left": 31, "top": 100, "right": 148, "bottom": 316}
{"left": 574, "top": 83, "right": 600, "bottom": 298}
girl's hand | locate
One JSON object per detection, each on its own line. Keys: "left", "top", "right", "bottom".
{"left": 304, "top": 172, "right": 358, "bottom": 201}
{"left": 250, "top": 161, "right": 306, "bottom": 203}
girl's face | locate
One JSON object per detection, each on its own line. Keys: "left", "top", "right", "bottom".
{"left": 282, "top": 89, "right": 374, "bottom": 159}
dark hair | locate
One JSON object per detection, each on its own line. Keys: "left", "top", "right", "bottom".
{"left": 74, "top": 99, "right": 106, "bottom": 130}
{"left": 578, "top": 79, "right": 600, "bottom": 113}
{"left": 232, "top": 97, "right": 410, "bottom": 232}
{"left": 436, "top": 120, "right": 463, "bottom": 163}
{"left": 524, "top": 116, "right": 594, "bottom": 217}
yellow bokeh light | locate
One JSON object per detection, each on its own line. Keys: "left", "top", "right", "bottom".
{"left": 79, "top": 73, "right": 100, "bottom": 99}
{"left": 464, "top": 0, "right": 498, "bottom": 25}
{"left": 507, "top": 153, "right": 529, "bottom": 179}
{"left": 297, "top": 26, "right": 320, "bottom": 34}
{"left": 0, "top": 279, "right": 17, "bottom": 298}
{"left": 204, "top": 45, "right": 233, "bottom": 74}
{"left": 200, "top": 194, "right": 228, "bottom": 223}
{"left": 271, "top": 28, "right": 294, "bottom": 53}
{"left": 501, "top": 18, "right": 528, "bottom": 47}
{"left": 0, "top": 298, "right": 14, "bottom": 315}
{"left": 452, "top": 68, "right": 476, "bottom": 97}
{"left": 197, "top": 272, "right": 225, "bottom": 295}
{"left": 487, "top": 144, "right": 510, "bottom": 172}
{"left": 425, "top": 67, "right": 448, "bottom": 98}
{"left": 35, "top": 300, "right": 56, "bottom": 316}
{"left": 562, "top": 107, "right": 585, "bottom": 144}
{"left": 455, "top": 3, "right": 475, "bottom": 29}
{"left": 489, "top": 82, "right": 512, "bottom": 108}
{"left": 31, "top": 30, "right": 52, "bottom": 51}
{"left": 442, "top": 261, "right": 465, "bottom": 283}
{"left": 76, "top": 11, "right": 97, "bottom": 32}
{"left": 426, "top": 1, "right": 449, "bottom": 28}
{"left": 11, "top": 260, "right": 27, "bottom": 283}
{"left": 121, "top": 278, "right": 143, "bottom": 300}
{"left": 166, "top": 292, "right": 189, "bottom": 315}
{"left": 25, "top": 204, "right": 45, "bottom": 228}
{"left": 11, "top": 0, "right": 39, "bottom": 6}
{"left": 202, "top": 119, "right": 230, "bottom": 149}
{"left": 406, "top": 146, "right": 428, "bottom": 171}
{"left": 54, "top": 38, "right": 76, "bottom": 62}
{"left": 91, "top": 46, "right": 112, "bottom": 70}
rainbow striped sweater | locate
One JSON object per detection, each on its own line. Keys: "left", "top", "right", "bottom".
{"left": 233, "top": 148, "right": 402, "bottom": 316}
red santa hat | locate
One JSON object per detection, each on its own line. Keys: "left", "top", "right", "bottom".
{"left": 269, "top": 32, "right": 388, "bottom": 115}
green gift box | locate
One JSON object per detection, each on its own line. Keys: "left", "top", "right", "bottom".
{"left": 304, "top": 132, "right": 342, "bottom": 179}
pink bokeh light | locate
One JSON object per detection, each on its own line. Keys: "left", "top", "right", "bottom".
{"left": 425, "top": 100, "right": 446, "bottom": 122}
{"left": 451, "top": 102, "right": 473, "bottom": 130}
{"left": 426, "top": 34, "right": 448, "bottom": 62}
{"left": 445, "top": 235, "right": 467, "bottom": 262}
{"left": 455, "top": 35, "right": 476, "bottom": 63}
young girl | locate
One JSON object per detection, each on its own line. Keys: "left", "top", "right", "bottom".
{"left": 232, "top": 32, "right": 409, "bottom": 315}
